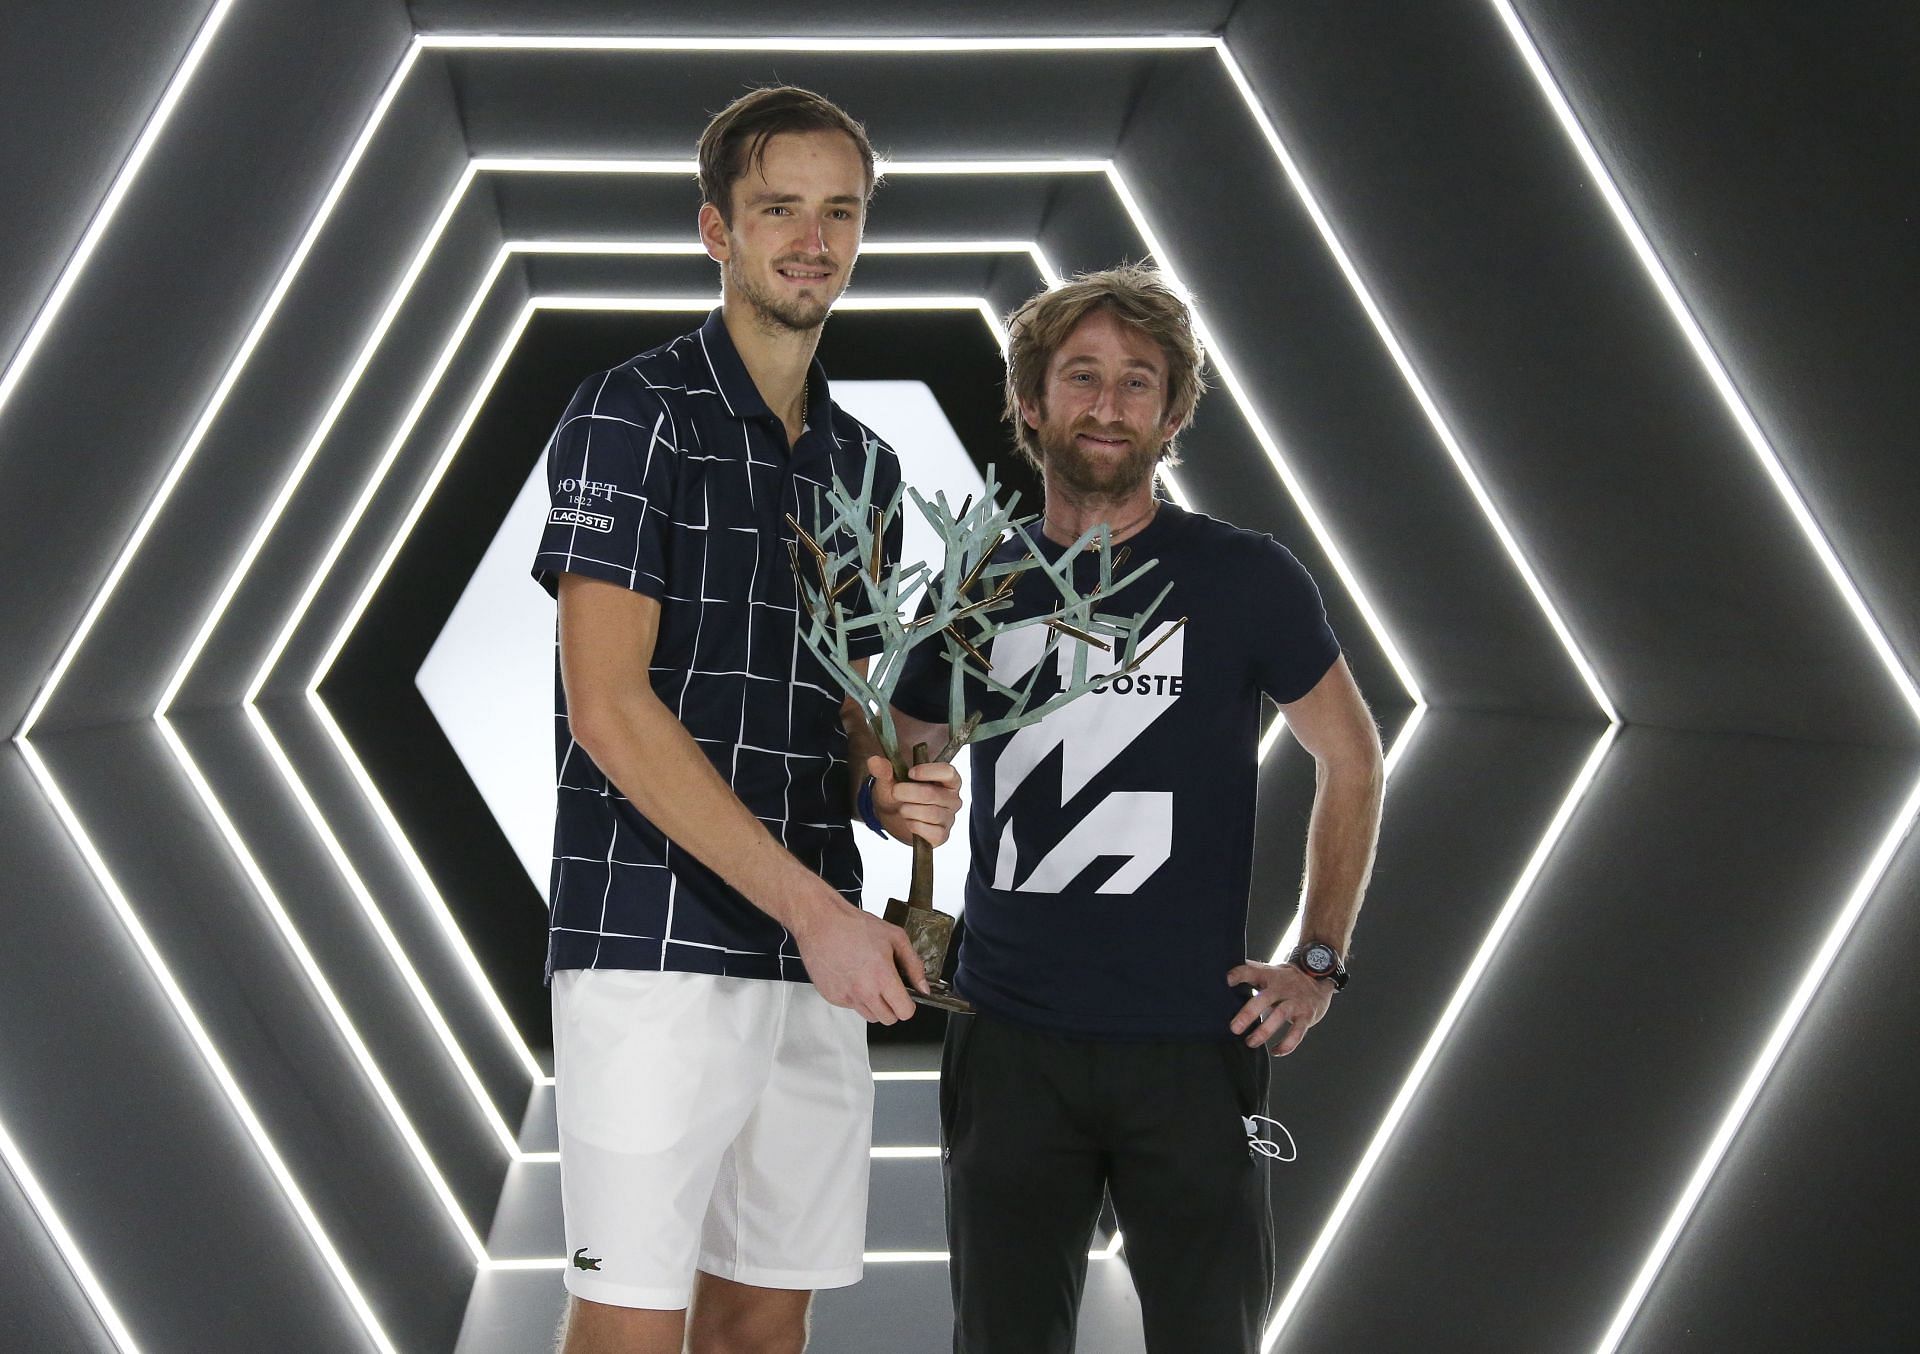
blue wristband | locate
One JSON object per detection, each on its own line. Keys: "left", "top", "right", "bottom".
{"left": 856, "top": 774, "right": 888, "bottom": 837}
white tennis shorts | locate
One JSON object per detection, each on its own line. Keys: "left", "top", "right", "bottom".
{"left": 551, "top": 969, "right": 872, "bottom": 1309}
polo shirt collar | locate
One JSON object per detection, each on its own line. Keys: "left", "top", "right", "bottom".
{"left": 699, "top": 307, "right": 835, "bottom": 443}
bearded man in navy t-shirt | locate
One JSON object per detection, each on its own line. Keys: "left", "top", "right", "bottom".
{"left": 891, "top": 263, "right": 1386, "bottom": 1354}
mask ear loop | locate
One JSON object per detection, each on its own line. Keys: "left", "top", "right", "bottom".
{"left": 1244, "top": 1114, "right": 1298, "bottom": 1163}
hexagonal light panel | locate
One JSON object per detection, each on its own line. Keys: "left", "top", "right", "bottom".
{"left": 13, "top": 29, "right": 1713, "bottom": 1354}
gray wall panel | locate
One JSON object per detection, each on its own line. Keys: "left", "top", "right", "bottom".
{"left": 0, "top": 1164, "right": 116, "bottom": 1354}
{"left": 180, "top": 177, "right": 508, "bottom": 710}
{"left": 1621, "top": 796, "right": 1920, "bottom": 1351}
{"left": 1516, "top": 0, "right": 1920, "bottom": 741}
{"left": 0, "top": 0, "right": 415, "bottom": 736}
{"left": 255, "top": 693, "right": 536, "bottom": 1119}
{"left": 445, "top": 49, "right": 1144, "bottom": 159}
{"left": 261, "top": 266, "right": 536, "bottom": 699}
{"left": 0, "top": 0, "right": 215, "bottom": 369}
{"left": 0, "top": 745, "right": 382, "bottom": 1352}
{"left": 1253, "top": 712, "right": 1605, "bottom": 1321}
{"left": 1225, "top": 1, "right": 1913, "bottom": 746}
{"left": 36, "top": 723, "right": 474, "bottom": 1354}
{"left": 169, "top": 706, "right": 512, "bottom": 1225}
{"left": 1121, "top": 50, "right": 1596, "bottom": 719}
{"left": 1278, "top": 728, "right": 1914, "bottom": 1350}
{"left": 44, "top": 45, "right": 469, "bottom": 730}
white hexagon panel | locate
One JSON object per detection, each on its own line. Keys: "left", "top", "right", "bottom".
{"left": 417, "top": 377, "right": 984, "bottom": 918}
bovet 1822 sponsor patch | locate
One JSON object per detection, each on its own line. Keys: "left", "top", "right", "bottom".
{"left": 549, "top": 507, "right": 615, "bottom": 533}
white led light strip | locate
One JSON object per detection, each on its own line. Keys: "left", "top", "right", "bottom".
{"left": 0, "top": 1112, "right": 142, "bottom": 1352}
{"left": 15, "top": 43, "right": 424, "bottom": 741}
{"left": 241, "top": 701, "right": 523, "bottom": 1155}
{"left": 422, "top": 35, "right": 1219, "bottom": 53}
{"left": 1261, "top": 721, "right": 1618, "bottom": 1349}
{"left": 1482, "top": 7, "right": 1920, "bottom": 1346}
{"left": 1487, "top": 0, "right": 1917, "bottom": 730}
{"left": 154, "top": 716, "right": 490, "bottom": 1261}
{"left": 1209, "top": 46, "right": 1613, "bottom": 722}
{"left": 16, "top": 740, "right": 399, "bottom": 1354}
{"left": 1592, "top": 770, "right": 1920, "bottom": 1351}
{"left": 0, "top": 0, "right": 240, "bottom": 434}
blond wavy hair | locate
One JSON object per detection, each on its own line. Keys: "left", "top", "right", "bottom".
{"left": 1003, "top": 262, "right": 1207, "bottom": 469}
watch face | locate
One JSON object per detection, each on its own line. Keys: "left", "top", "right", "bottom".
{"left": 1304, "top": 943, "right": 1335, "bottom": 974}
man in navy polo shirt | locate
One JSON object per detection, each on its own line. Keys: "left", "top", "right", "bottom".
{"left": 531, "top": 88, "right": 962, "bottom": 1354}
{"left": 891, "top": 264, "right": 1386, "bottom": 1353}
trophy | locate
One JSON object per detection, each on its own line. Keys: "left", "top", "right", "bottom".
{"left": 789, "top": 447, "right": 1185, "bottom": 1012}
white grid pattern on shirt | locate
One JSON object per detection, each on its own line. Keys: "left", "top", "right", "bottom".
{"left": 534, "top": 321, "right": 893, "bottom": 979}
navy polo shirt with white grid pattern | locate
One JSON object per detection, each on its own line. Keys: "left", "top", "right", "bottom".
{"left": 531, "top": 308, "right": 901, "bottom": 982}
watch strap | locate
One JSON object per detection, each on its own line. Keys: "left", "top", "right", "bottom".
{"left": 856, "top": 775, "right": 888, "bottom": 837}
{"left": 1285, "top": 942, "right": 1349, "bottom": 991}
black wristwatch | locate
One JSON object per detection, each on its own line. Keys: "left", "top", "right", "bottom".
{"left": 1285, "top": 941, "right": 1349, "bottom": 991}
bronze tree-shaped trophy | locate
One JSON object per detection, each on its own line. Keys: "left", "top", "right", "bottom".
{"left": 790, "top": 447, "right": 1185, "bottom": 1011}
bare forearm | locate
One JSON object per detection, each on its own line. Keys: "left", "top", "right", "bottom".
{"left": 1297, "top": 755, "right": 1384, "bottom": 953}
{"left": 575, "top": 692, "right": 840, "bottom": 936}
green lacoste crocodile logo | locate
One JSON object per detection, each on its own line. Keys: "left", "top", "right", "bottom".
{"left": 572, "top": 1247, "right": 602, "bottom": 1272}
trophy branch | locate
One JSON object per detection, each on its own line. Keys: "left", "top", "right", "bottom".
{"left": 789, "top": 443, "right": 1186, "bottom": 1011}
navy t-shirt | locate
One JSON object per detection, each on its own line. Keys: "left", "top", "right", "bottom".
{"left": 893, "top": 502, "right": 1339, "bottom": 1038}
{"left": 531, "top": 310, "right": 899, "bottom": 982}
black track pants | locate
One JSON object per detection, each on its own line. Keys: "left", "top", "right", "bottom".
{"left": 940, "top": 1013, "right": 1277, "bottom": 1354}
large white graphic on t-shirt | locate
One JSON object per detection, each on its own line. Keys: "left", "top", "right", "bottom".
{"left": 988, "top": 622, "right": 1184, "bottom": 893}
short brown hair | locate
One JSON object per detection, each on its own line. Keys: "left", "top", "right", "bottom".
{"left": 698, "top": 86, "right": 876, "bottom": 225}
{"left": 1003, "top": 262, "right": 1207, "bottom": 469}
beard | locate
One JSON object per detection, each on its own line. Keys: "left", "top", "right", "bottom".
{"left": 725, "top": 252, "right": 839, "bottom": 333}
{"left": 1037, "top": 416, "right": 1166, "bottom": 499}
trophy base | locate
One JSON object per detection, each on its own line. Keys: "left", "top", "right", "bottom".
{"left": 911, "top": 981, "right": 974, "bottom": 1015}
{"left": 884, "top": 897, "right": 969, "bottom": 1013}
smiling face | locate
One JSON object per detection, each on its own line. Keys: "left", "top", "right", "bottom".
{"left": 1019, "top": 307, "right": 1180, "bottom": 499}
{"left": 700, "top": 129, "right": 867, "bottom": 333}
